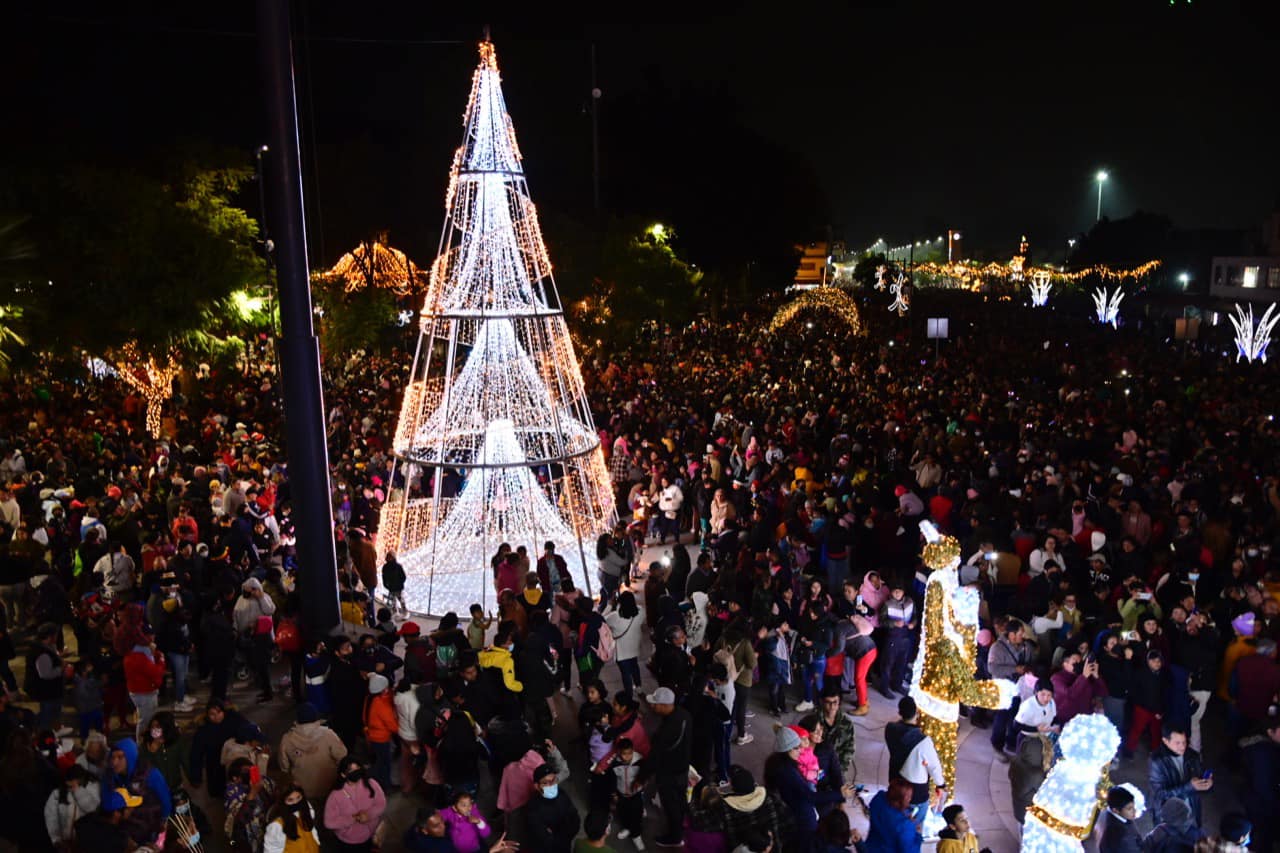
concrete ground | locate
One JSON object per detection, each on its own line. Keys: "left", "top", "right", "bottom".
{"left": 9, "top": 537, "right": 1239, "bottom": 852}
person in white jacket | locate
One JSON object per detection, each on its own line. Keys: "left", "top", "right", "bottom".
{"left": 263, "top": 784, "right": 321, "bottom": 853}
{"left": 603, "top": 591, "right": 645, "bottom": 698}
{"left": 44, "top": 766, "right": 100, "bottom": 847}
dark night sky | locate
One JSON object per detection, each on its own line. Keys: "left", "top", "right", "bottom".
{"left": 5, "top": 2, "right": 1278, "bottom": 270}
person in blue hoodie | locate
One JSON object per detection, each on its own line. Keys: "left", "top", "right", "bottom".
{"left": 104, "top": 736, "right": 171, "bottom": 845}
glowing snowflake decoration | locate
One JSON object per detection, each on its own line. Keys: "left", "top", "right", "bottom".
{"left": 1092, "top": 285, "right": 1123, "bottom": 327}
{"left": 1030, "top": 271, "right": 1053, "bottom": 307}
{"left": 1229, "top": 302, "right": 1279, "bottom": 363}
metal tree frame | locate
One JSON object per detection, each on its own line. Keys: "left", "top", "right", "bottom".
{"left": 379, "top": 40, "right": 615, "bottom": 615}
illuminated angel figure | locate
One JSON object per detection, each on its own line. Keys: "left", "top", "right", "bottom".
{"left": 874, "top": 264, "right": 888, "bottom": 290}
{"left": 1021, "top": 715, "right": 1136, "bottom": 853}
{"left": 908, "top": 521, "right": 1015, "bottom": 791}
{"left": 1029, "top": 271, "right": 1053, "bottom": 307}
{"left": 888, "top": 273, "right": 910, "bottom": 316}
{"left": 1230, "top": 302, "right": 1279, "bottom": 363}
{"left": 1092, "top": 285, "right": 1123, "bottom": 327}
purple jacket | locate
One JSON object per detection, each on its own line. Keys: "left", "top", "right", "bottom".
{"left": 440, "top": 806, "right": 492, "bottom": 853}
{"left": 1051, "top": 669, "right": 1107, "bottom": 725}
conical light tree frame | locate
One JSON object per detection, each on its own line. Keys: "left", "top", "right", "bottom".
{"left": 379, "top": 40, "right": 615, "bottom": 615}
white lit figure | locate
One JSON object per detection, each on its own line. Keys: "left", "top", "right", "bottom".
{"left": 1020, "top": 715, "right": 1133, "bottom": 853}
{"left": 888, "top": 273, "right": 910, "bottom": 316}
{"left": 380, "top": 40, "right": 615, "bottom": 614}
{"left": 1230, "top": 302, "right": 1279, "bottom": 363}
{"left": 1092, "top": 285, "right": 1123, "bottom": 327}
{"left": 1029, "top": 271, "right": 1053, "bottom": 307}
{"left": 874, "top": 264, "right": 888, "bottom": 291}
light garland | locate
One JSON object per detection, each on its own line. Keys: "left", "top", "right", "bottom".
{"left": 1092, "top": 286, "right": 1124, "bottom": 327}
{"left": 1229, "top": 302, "right": 1279, "bottom": 363}
{"left": 1020, "top": 714, "right": 1125, "bottom": 853}
{"left": 909, "top": 259, "right": 1160, "bottom": 293}
{"left": 379, "top": 39, "right": 615, "bottom": 615}
{"left": 1030, "top": 271, "right": 1053, "bottom": 307}
{"left": 908, "top": 521, "right": 1014, "bottom": 792}
{"left": 114, "top": 343, "right": 181, "bottom": 438}
{"left": 888, "top": 273, "right": 910, "bottom": 316}
{"left": 321, "top": 235, "right": 424, "bottom": 296}
{"left": 766, "top": 287, "right": 863, "bottom": 335}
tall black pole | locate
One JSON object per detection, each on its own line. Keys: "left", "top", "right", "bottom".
{"left": 258, "top": 0, "right": 340, "bottom": 636}
{"left": 590, "top": 43, "right": 600, "bottom": 215}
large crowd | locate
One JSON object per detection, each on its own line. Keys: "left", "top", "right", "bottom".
{"left": 0, "top": 295, "right": 1278, "bottom": 853}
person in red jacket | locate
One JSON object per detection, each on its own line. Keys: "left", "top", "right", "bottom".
{"left": 123, "top": 628, "right": 166, "bottom": 741}
{"left": 364, "top": 672, "right": 398, "bottom": 792}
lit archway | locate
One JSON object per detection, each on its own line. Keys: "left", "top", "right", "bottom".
{"left": 767, "top": 287, "right": 863, "bottom": 335}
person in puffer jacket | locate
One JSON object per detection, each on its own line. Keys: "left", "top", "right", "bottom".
{"left": 278, "top": 703, "right": 348, "bottom": 799}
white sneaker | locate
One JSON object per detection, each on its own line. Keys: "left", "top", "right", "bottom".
{"left": 616, "top": 830, "right": 631, "bottom": 840}
{"left": 633, "top": 839, "right": 646, "bottom": 851}
{"left": 735, "top": 734, "right": 754, "bottom": 746}
{"left": 795, "top": 701, "right": 815, "bottom": 712}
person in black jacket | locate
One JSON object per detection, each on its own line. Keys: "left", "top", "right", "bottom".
{"left": 884, "top": 696, "right": 925, "bottom": 781}
{"left": 1239, "top": 719, "right": 1280, "bottom": 853}
{"left": 1098, "top": 785, "right": 1142, "bottom": 853}
{"left": 653, "top": 625, "right": 693, "bottom": 703}
{"left": 1149, "top": 723, "right": 1210, "bottom": 827}
{"left": 518, "top": 612, "right": 559, "bottom": 740}
{"left": 638, "top": 687, "right": 693, "bottom": 847}
{"left": 326, "top": 638, "right": 366, "bottom": 745}
{"left": 1126, "top": 649, "right": 1170, "bottom": 755}
{"left": 525, "top": 763, "right": 580, "bottom": 853}
{"left": 1170, "top": 612, "right": 1218, "bottom": 753}
{"left": 187, "top": 699, "right": 247, "bottom": 798}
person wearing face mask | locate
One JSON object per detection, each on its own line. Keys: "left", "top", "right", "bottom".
{"left": 142, "top": 712, "right": 190, "bottom": 794}
{"left": 323, "top": 757, "right": 386, "bottom": 852}
{"left": 525, "top": 763, "right": 581, "bottom": 853}
{"left": 264, "top": 784, "right": 320, "bottom": 853}
{"left": 166, "top": 787, "right": 213, "bottom": 853}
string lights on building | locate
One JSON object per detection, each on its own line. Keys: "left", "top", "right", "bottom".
{"left": 908, "top": 521, "right": 1015, "bottom": 792}
{"left": 1021, "top": 715, "right": 1134, "bottom": 853}
{"left": 114, "top": 343, "right": 180, "bottom": 438}
{"left": 378, "top": 39, "right": 615, "bottom": 615}
{"left": 1230, "top": 302, "right": 1279, "bottom": 363}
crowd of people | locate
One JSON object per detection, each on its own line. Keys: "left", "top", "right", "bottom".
{"left": 0, "top": 294, "right": 1278, "bottom": 853}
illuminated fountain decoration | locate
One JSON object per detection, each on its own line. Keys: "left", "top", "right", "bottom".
{"left": 888, "top": 272, "right": 910, "bottom": 316}
{"left": 1021, "top": 714, "right": 1137, "bottom": 853}
{"left": 908, "top": 521, "right": 1015, "bottom": 792}
{"left": 1229, "top": 302, "right": 1279, "bottom": 363}
{"left": 1030, "top": 271, "right": 1053, "bottom": 307}
{"left": 379, "top": 39, "right": 615, "bottom": 615}
{"left": 1092, "top": 285, "right": 1123, "bottom": 327}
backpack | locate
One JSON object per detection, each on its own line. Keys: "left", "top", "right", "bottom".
{"left": 595, "top": 620, "right": 616, "bottom": 662}
{"left": 275, "top": 617, "right": 302, "bottom": 653}
{"left": 436, "top": 641, "right": 458, "bottom": 676}
{"left": 713, "top": 642, "right": 740, "bottom": 683}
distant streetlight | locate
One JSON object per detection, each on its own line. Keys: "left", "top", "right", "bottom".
{"left": 1095, "top": 170, "right": 1109, "bottom": 221}
{"left": 1178, "top": 272, "right": 1190, "bottom": 290}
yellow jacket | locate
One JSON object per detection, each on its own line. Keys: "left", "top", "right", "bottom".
{"left": 936, "top": 831, "right": 980, "bottom": 853}
{"left": 478, "top": 646, "right": 524, "bottom": 692}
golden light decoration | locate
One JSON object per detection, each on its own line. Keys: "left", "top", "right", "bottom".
{"left": 908, "top": 522, "right": 1015, "bottom": 792}
{"left": 910, "top": 259, "right": 1161, "bottom": 290}
{"left": 322, "top": 233, "right": 425, "bottom": 296}
{"left": 114, "top": 343, "right": 181, "bottom": 438}
{"left": 766, "top": 286, "right": 863, "bottom": 335}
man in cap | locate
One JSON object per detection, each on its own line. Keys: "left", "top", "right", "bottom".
{"left": 74, "top": 788, "right": 142, "bottom": 852}
{"left": 637, "top": 687, "right": 692, "bottom": 847}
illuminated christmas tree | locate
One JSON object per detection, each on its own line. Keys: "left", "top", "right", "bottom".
{"left": 379, "top": 39, "right": 615, "bottom": 614}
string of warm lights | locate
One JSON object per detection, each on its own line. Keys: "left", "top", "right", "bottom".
{"left": 908, "top": 521, "right": 1015, "bottom": 792}
{"left": 114, "top": 343, "right": 181, "bottom": 438}
{"left": 379, "top": 39, "right": 615, "bottom": 615}
{"left": 908, "top": 259, "right": 1161, "bottom": 292}
{"left": 321, "top": 236, "right": 424, "bottom": 296}
{"left": 765, "top": 287, "right": 864, "bottom": 335}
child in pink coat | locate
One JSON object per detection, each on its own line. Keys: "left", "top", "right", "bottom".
{"left": 439, "top": 791, "right": 491, "bottom": 853}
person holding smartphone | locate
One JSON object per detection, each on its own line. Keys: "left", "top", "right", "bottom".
{"left": 1149, "top": 723, "right": 1210, "bottom": 827}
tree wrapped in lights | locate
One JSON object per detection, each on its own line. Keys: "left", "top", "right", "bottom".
{"left": 908, "top": 521, "right": 1016, "bottom": 792}
{"left": 766, "top": 287, "right": 863, "bottom": 336}
{"left": 379, "top": 39, "right": 615, "bottom": 615}
{"left": 1021, "top": 715, "right": 1136, "bottom": 853}
{"left": 1230, "top": 302, "right": 1279, "bottom": 363}
{"left": 1092, "top": 285, "right": 1123, "bottom": 327}
{"left": 114, "top": 343, "right": 181, "bottom": 438}
{"left": 322, "top": 233, "right": 425, "bottom": 296}
{"left": 1030, "top": 271, "right": 1053, "bottom": 307}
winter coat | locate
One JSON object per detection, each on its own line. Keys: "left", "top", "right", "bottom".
{"left": 1009, "top": 735, "right": 1049, "bottom": 824}
{"left": 1148, "top": 745, "right": 1205, "bottom": 826}
{"left": 439, "top": 805, "right": 492, "bottom": 853}
{"left": 278, "top": 721, "right": 348, "bottom": 799}
{"left": 477, "top": 646, "right": 523, "bottom": 692}
{"left": 363, "top": 692, "right": 398, "bottom": 744}
{"left": 497, "top": 747, "right": 570, "bottom": 811}
{"left": 44, "top": 782, "right": 101, "bottom": 845}
{"left": 1051, "top": 669, "right": 1106, "bottom": 725}
{"left": 323, "top": 778, "right": 387, "bottom": 845}
{"left": 988, "top": 637, "right": 1034, "bottom": 681}
{"left": 765, "top": 758, "right": 843, "bottom": 837}
{"left": 864, "top": 789, "right": 923, "bottom": 853}
{"left": 525, "top": 790, "right": 580, "bottom": 853}
{"left": 1099, "top": 811, "right": 1143, "bottom": 853}
{"left": 123, "top": 646, "right": 166, "bottom": 695}
{"left": 604, "top": 608, "right": 643, "bottom": 662}
{"left": 1130, "top": 662, "right": 1170, "bottom": 713}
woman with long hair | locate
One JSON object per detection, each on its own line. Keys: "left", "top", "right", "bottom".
{"left": 44, "top": 765, "right": 100, "bottom": 849}
{"left": 264, "top": 784, "right": 319, "bottom": 853}
{"left": 604, "top": 590, "right": 643, "bottom": 698}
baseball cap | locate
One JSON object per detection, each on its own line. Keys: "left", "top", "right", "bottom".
{"left": 646, "top": 687, "right": 676, "bottom": 705}
{"left": 103, "top": 787, "right": 143, "bottom": 811}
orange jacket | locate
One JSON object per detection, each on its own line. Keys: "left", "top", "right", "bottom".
{"left": 363, "top": 692, "right": 397, "bottom": 744}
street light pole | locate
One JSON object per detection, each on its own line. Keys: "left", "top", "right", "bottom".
{"left": 1095, "top": 170, "right": 1109, "bottom": 221}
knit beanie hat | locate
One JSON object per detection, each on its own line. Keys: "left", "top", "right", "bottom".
{"left": 296, "top": 702, "right": 319, "bottom": 724}
{"left": 774, "top": 726, "right": 801, "bottom": 753}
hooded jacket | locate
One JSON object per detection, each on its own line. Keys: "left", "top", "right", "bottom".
{"left": 123, "top": 644, "right": 166, "bottom": 694}
{"left": 107, "top": 737, "right": 172, "bottom": 839}
{"left": 322, "top": 776, "right": 387, "bottom": 845}
{"left": 496, "top": 747, "right": 570, "bottom": 811}
{"left": 478, "top": 646, "right": 523, "bottom": 692}
{"left": 278, "top": 721, "right": 348, "bottom": 799}
{"left": 718, "top": 787, "right": 794, "bottom": 850}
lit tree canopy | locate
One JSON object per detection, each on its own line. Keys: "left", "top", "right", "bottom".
{"left": 320, "top": 233, "right": 425, "bottom": 296}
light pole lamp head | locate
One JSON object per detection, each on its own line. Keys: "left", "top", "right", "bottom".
{"left": 1096, "top": 170, "right": 1109, "bottom": 183}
